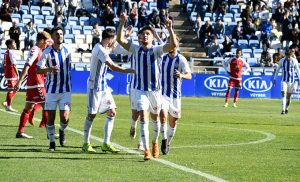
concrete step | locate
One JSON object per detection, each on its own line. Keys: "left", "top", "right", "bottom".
{"left": 181, "top": 51, "right": 206, "bottom": 59}
{"left": 180, "top": 38, "right": 199, "bottom": 44}
{"left": 180, "top": 43, "right": 202, "bottom": 48}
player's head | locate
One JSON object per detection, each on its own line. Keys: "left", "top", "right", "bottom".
{"left": 168, "top": 35, "right": 180, "bottom": 53}
{"left": 5, "top": 39, "right": 16, "bottom": 50}
{"left": 102, "top": 28, "right": 116, "bottom": 46}
{"left": 36, "top": 31, "right": 51, "bottom": 49}
{"left": 51, "top": 26, "right": 64, "bottom": 45}
{"left": 138, "top": 26, "right": 155, "bottom": 47}
{"left": 236, "top": 48, "right": 242, "bottom": 58}
{"left": 285, "top": 50, "right": 292, "bottom": 59}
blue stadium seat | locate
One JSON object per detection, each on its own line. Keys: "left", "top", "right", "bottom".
{"left": 45, "top": 15, "right": 54, "bottom": 25}
{"left": 83, "top": 26, "right": 93, "bottom": 34}
{"left": 37, "top": 24, "right": 48, "bottom": 32}
{"left": 238, "top": 39, "right": 249, "bottom": 49}
{"left": 229, "top": 5, "right": 240, "bottom": 14}
{"left": 22, "top": 14, "right": 33, "bottom": 24}
{"left": 264, "top": 68, "right": 275, "bottom": 76}
{"left": 79, "top": 17, "right": 90, "bottom": 26}
{"left": 30, "top": 6, "right": 40, "bottom": 15}
{"left": 74, "top": 63, "right": 87, "bottom": 71}
{"left": 64, "top": 25, "right": 72, "bottom": 34}
{"left": 72, "top": 25, "right": 82, "bottom": 35}
{"left": 64, "top": 34, "right": 75, "bottom": 44}
{"left": 68, "top": 16, "right": 78, "bottom": 26}
{"left": 11, "top": 14, "right": 21, "bottom": 23}
{"left": 252, "top": 67, "right": 264, "bottom": 76}
{"left": 41, "top": 6, "right": 52, "bottom": 16}
{"left": 20, "top": 5, "right": 29, "bottom": 14}
{"left": 34, "top": 14, "right": 44, "bottom": 24}
{"left": 249, "top": 39, "right": 260, "bottom": 49}
{"left": 247, "top": 58, "right": 258, "bottom": 67}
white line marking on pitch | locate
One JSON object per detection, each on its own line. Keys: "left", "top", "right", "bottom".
{"left": 0, "top": 109, "right": 227, "bottom": 182}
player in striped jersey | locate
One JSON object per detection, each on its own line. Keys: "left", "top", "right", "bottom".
{"left": 117, "top": 12, "right": 177, "bottom": 160}
{"left": 82, "top": 28, "right": 135, "bottom": 153}
{"left": 273, "top": 50, "right": 300, "bottom": 114}
{"left": 2, "top": 39, "right": 19, "bottom": 112}
{"left": 37, "top": 27, "right": 72, "bottom": 151}
{"left": 159, "top": 37, "right": 192, "bottom": 155}
{"left": 14, "top": 31, "right": 51, "bottom": 139}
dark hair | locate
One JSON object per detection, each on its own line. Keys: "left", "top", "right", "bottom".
{"left": 236, "top": 48, "right": 242, "bottom": 54}
{"left": 50, "top": 26, "right": 63, "bottom": 35}
{"left": 102, "top": 28, "right": 115, "bottom": 40}
{"left": 43, "top": 27, "right": 52, "bottom": 34}
{"left": 138, "top": 26, "right": 154, "bottom": 35}
{"left": 36, "top": 31, "right": 51, "bottom": 42}
{"left": 5, "top": 39, "right": 14, "bottom": 47}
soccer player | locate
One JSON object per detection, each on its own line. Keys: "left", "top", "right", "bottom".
{"left": 117, "top": 12, "right": 177, "bottom": 160}
{"left": 82, "top": 28, "right": 135, "bottom": 153}
{"left": 223, "top": 48, "right": 250, "bottom": 108}
{"left": 14, "top": 31, "right": 51, "bottom": 138}
{"left": 37, "top": 27, "right": 72, "bottom": 151}
{"left": 159, "top": 37, "right": 192, "bottom": 155}
{"left": 2, "top": 39, "right": 19, "bottom": 112}
{"left": 273, "top": 50, "right": 300, "bottom": 114}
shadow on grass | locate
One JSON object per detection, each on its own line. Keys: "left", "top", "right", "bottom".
{"left": 280, "top": 148, "right": 300, "bottom": 151}
{"left": 0, "top": 124, "right": 19, "bottom": 128}
{"left": 196, "top": 121, "right": 298, "bottom": 127}
{"left": 0, "top": 155, "right": 138, "bottom": 161}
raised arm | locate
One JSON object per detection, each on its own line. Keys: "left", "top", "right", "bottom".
{"left": 105, "top": 59, "right": 135, "bottom": 74}
{"left": 116, "top": 12, "right": 131, "bottom": 51}
{"left": 162, "top": 19, "right": 178, "bottom": 53}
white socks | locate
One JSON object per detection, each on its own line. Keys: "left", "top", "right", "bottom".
{"left": 281, "top": 95, "right": 286, "bottom": 111}
{"left": 104, "top": 117, "right": 114, "bottom": 144}
{"left": 160, "top": 122, "right": 168, "bottom": 140}
{"left": 60, "top": 121, "right": 68, "bottom": 131}
{"left": 167, "top": 125, "right": 177, "bottom": 145}
{"left": 47, "top": 124, "right": 55, "bottom": 142}
{"left": 83, "top": 118, "right": 93, "bottom": 144}
{"left": 131, "top": 118, "right": 137, "bottom": 128}
{"left": 140, "top": 121, "right": 149, "bottom": 150}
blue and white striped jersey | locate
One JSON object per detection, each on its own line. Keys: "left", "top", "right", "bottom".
{"left": 274, "top": 57, "right": 300, "bottom": 83}
{"left": 129, "top": 43, "right": 164, "bottom": 91}
{"left": 87, "top": 43, "right": 112, "bottom": 91}
{"left": 161, "top": 53, "right": 191, "bottom": 98}
{"left": 38, "top": 45, "right": 72, "bottom": 93}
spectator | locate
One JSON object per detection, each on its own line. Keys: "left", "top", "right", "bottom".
{"left": 195, "top": 0, "right": 207, "bottom": 21}
{"left": 0, "top": 3, "right": 12, "bottom": 22}
{"left": 270, "top": 20, "right": 280, "bottom": 41}
{"left": 252, "top": 4, "right": 260, "bottom": 21}
{"left": 213, "top": 18, "right": 225, "bottom": 39}
{"left": 129, "top": 2, "right": 138, "bottom": 27}
{"left": 101, "top": 5, "right": 115, "bottom": 27}
{"left": 273, "top": 48, "right": 284, "bottom": 65}
{"left": 214, "top": 0, "right": 226, "bottom": 21}
{"left": 81, "top": 0, "right": 95, "bottom": 15}
{"left": 157, "top": 0, "right": 169, "bottom": 12}
{"left": 68, "top": 0, "right": 79, "bottom": 17}
{"left": 221, "top": 35, "right": 234, "bottom": 54}
{"left": 242, "top": 18, "right": 256, "bottom": 40}
{"left": 260, "top": 19, "right": 272, "bottom": 48}
{"left": 9, "top": 21, "right": 21, "bottom": 50}
{"left": 231, "top": 20, "right": 243, "bottom": 40}
{"left": 117, "top": 0, "right": 130, "bottom": 17}
{"left": 272, "top": 2, "right": 285, "bottom": 28}
{"left": 52, "top": 10, "right": 67, "bottom": 28}
{"left": 241, "top": 5, "right": 252, "bottom": 24}
{"left": 289, "top": 39, "right": 300, "bottom": 57}
{"left": 138, "top": 2, "right": 147, "bottom": 28}
{"left": 194, "top": 15, "right": 202, "bottom": 39}
{"left": 35, "top": 0, "right": 53, "bottom": 7}
{"left": 205, "top": 35, "right": 222, "bottom": 58}
{"left": 24, "top": 21, "right": 37, "bottom": 50}
{"left": 260, "top": 49, "right": 275, "bottom": 67}
{"left": 148, "top": 8, "right": 161, "bottom": 28}
{"left": 53, "top": 0, "right": 65, "bottom": 12}
{"left": 199, "top": 20, "right": 214, "bottom": 48}
{"left": 92, "top": 22, "right": 101, "bottom": 48}
{"left": 0, "top": 20, "right": 3, "bottom": 49}
{"left": 281, "top": 11, "right": 294, "bottom": 48}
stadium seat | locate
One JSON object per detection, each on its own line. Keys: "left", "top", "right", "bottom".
{"left": 20, "top": 5, "right": 29, "bottom": 14}
{"left": 247, "top": 58, "right": 258, "bottom": 67}
{"left": 80, "top": 44, "right": 90, "bottom": 51}
{"left": 229, "top": 5, "right": 240, "bottom": 14}
{"left": 67, "top": 43, "right": 78, "bottom": 53}
{"left": 72, "top": 25, "right": 82, "bottom": 35}
{"left": 243, "top": 53, "right": 251, "bottom": 59}
{"left": 85, "top": 34, "right": 93, "bottom": 44}
{"left": 253, "top": 48, "right": 263, "bottom": 54}
{"left": 83, "top": 26, "right": 93, "bottom": 34}
{"left": 252, "top": 67, "right": 264, "bottom": 76}
{"left": 11, "top": 14, "right": 21, "bottom": 23}
{"left": 37, "top": 24, "right": 48, "bottom": 32}
{"left": 86, "top": 63, "right": 91, "bottom": 71}
{"left": 45, "top": 15, "right": 54, "bottom": 25}
{"left": 249, "top": 39, "right": 260, "bottom": 49}
{"left": 113, "top": 17, "right": 120, "bottom": 25}
{"left": 41, "top": 6, "right": 52, "bottom": 16}
{"left": 22, "top": 14, "right": 33, "bottom": 24}
{"left": 238, "top": 39, "right": 249, "bottom": 49}
{"left": 23, "top": 50, "right": 29, "bottom": 61}
{"left": 255, "top": 31, "right": 262, "bottom": 39}
{"left": 79, "top": 17, "right": 90, "bottom": 26}
{"left": 30, "top": 6, "right": 40, "bottom": 15}
{"left": 75, "top": 34, "right": 86, "bottom": 44}
{"left": 186, "top": 3, "right": 193, "bottom": 12}
{"left": 34, "top": 15, "right": 45, "bottom": 24}
{"left": 190, "top": 12, "right": 197, "bottom": 22}
{"left": 64, "top": 25, "right": 72, "bottom": 34}
{"left": 64, "top": 34, "right": 75, "bottom": 44}
{"left": 14, "top": 50, "right": 23, "bottom": 61}
{"left": 82, "top": 53, "right": 92, "bottom": 63}
{"left": 74, "top": 63, "right": 86, "bottom": 71}
{"left": 218, "top": 67, "right": 227, "bottom": 74}
{"left": 71, "top": 53, "right": 82, "bottom": 63}
{"left": 264, "top": 67, "right": 275, "bottom": 76}
{"left": 213, "top": 57, "right": 223, "bottom": 66}
{"left": 271, "top": 40, "right": 281, "bottom": 50}
{"left": 68, "top": 16, "right": 78, "bottom": 26}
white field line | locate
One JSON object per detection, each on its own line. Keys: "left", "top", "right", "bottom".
{"left": 0, "top": 109, "right": 228, "bottom": 182}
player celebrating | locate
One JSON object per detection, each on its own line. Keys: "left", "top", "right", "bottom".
{"left": 159, "top": 36, "right": 192, "bottom": 155}
{"left": 14, "top": 31, "right": 51, "bottom": 138}
{"left": 223, "top": 48, "right": 250, "bottom": 108}
{"left": 117, "top": 12, "right": 177, "bottom": 160}
{"left": 37, "top": 27, "right": 72, "bottom": 151}
{"left": 82, "top": 28, "right": 135, "bottom": 153}
{"left": 273, "top": 50, "right": 300, "bottom": 114}
{"left": 2, "top": 39, "right": 19, "bottom": 112}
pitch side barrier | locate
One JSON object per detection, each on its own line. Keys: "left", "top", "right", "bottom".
{"left": 1, "top": 68, "right": 299, "bottom": 99}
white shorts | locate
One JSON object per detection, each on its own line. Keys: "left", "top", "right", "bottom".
{"left": 87, "top": 89, "right": 116, "bottom": 114}
{"left": 45, "top": 92, "right": 71, "bottom": 111}
{"left": 129, "top": 88, "right": 138, "bottom": 110}
{"left": 281, "top": 82, "right": 297, "bottom": 93}
{"left": 161, "top": 96, "right": 181, "bottom": 118}
{"left": 136, "top": 90, "right": 162, "bottom": 114}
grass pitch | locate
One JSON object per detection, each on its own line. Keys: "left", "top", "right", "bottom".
{"left": 0, "top": 91, "right": 299, "bottom": 182}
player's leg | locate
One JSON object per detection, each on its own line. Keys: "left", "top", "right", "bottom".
{"left": 16, "top": 102, "right": 35, "bottom": 139}
{"left": 285, "top": 83, "right": 295, "bottom": 114}
{"left": 224, "top": 84, "right": 232, "bottom": 107}
{"left": 167, "top": 115, "right": 178, "bottom": 151}
{"left": 281, "top": 82, "right": 288, "bottom": 114}
{"left": 47, "top": 110, "right": 56, "bottom": 151}
{"left": 28, "top": 104, "right": 42, "bottom": 126}
{"left": 58, "top": 92, "right": 72, "bottom": 147}
{"left": 129, "top": 88, "right": 139, "bottom": 139}
{"left": 160, "top": 109, "right": 168, "bottom": 154}
{"left": 82, "top": 113, "right": 97, "bottom": 153}
{"left": 233, "top": 88, "right": 240, "bottom": 108}
{"left": 39, "top": 103, "right": 48, "bottom": 128}
{"left": 6, "top": 90, "right": 18, "bottom": 112}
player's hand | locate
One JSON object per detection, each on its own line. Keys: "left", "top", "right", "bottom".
{"left": 125, "top": 25, "right": 133, "bottom": 37}
{"left": 272, "top": 80, "right": 276, "bottom": 87}
{"left": 50, "top": 65, "right": 60, "bottom": 73}
{"left": 174, "top": 70, "right": 181, "bottom": 78}
{"left": 14, "top": 81, "right": 21, "bottom": 91}
{"left": 165, "top": 19, "right": 172, "bottom": 29}
{"left": 127, "top": 69, "right": 135, "bottom": 74}
{"left": 120, "top": 12, "right": 127, "bottom": 25}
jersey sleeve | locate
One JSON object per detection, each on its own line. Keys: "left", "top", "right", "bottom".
{"left": 97, "top": 46, "right": 112, "bottom": 63}
{"left": 26, "top": 47, "right": 39, "bottom": 66}
{"left": 37, "top": 50, "right": 48, "bottom": 68}
{"left": 154, "top": 45, "right": 164, "bottom": 58}
{"left": 9, "top": 51, "right": 17, "bottom": 65}
{"left": 179, "top": 55, "right": 191, "bottom": 74}
{"left": 129, "top": 43, "right": 140, "bottom": 54}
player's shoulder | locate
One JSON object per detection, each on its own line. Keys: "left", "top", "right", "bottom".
{"left": 178, "top": 53, "right": 188, "bottom": 61}
{"left": 42, "top": 46, "right": 52, "bottom": 54}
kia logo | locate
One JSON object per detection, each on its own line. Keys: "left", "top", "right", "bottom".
{"left": 204, "top": 75, "right": 229, "bottom": 91}
{"left": 243, "top": 77, "right": 272, "bottom": 93}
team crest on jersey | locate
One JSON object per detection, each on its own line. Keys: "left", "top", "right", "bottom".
{"left": 107, "top": 100, "right": 111, "bottom": 105}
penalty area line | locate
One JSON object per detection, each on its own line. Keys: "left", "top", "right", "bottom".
{"left": 0, "top": 109, "right": 228, "bottom": 182}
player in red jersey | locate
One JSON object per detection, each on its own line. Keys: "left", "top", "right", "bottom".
{"left": 223, "top": 48, "right": 251, "bottom": 108}
{"left": 2, "top": 39, "right": 19, "bottom": 112}
{"left": 14, "top": 31, "right": 51, "bottom": 138}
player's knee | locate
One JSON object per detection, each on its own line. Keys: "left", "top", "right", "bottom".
{"left": 87, "top": 114, "right": 96, "bottom": 121}
{"left": 107, "top": 109, "right": 116, "bottom": 117}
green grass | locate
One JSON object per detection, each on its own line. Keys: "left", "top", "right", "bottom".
{"left": 0, "top": 91, "right": 299, "bottom": 181}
